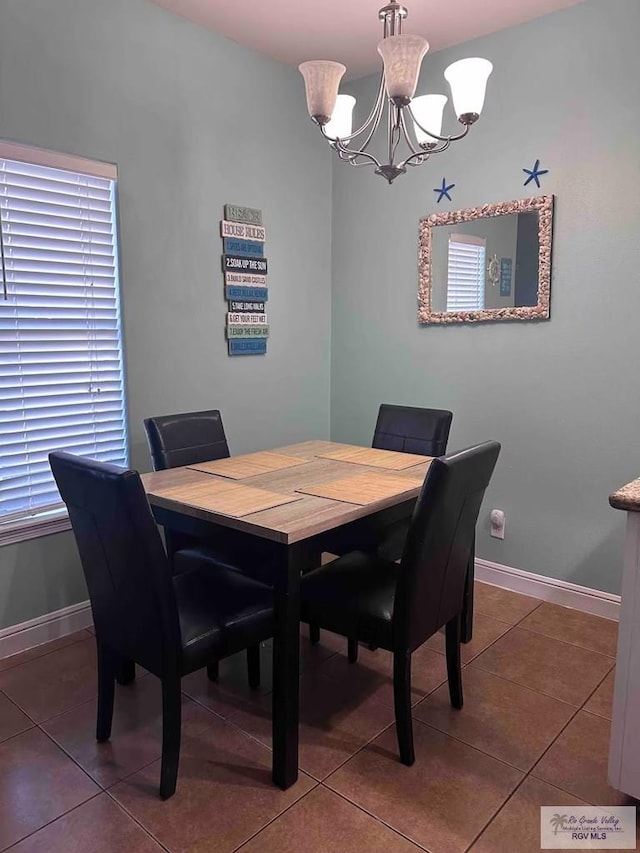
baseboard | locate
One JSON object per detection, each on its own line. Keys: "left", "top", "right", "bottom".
{"left": 476, "top": 558, "right": 621, "bottom": 622}
{"left": 0, "top": 559, "right": 621, "bottom": 662}
{"left": 0, "top": 600, "right": 93, "bottom": 660}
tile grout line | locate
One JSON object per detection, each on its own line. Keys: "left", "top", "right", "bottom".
{"left": 0, "top": 686, "right": 41, "bottom": 730}
{"left": 468, "top": 627, "right": 616, "bottom": 707}
{"left": 515, "top": 622, "right": 618, "bottom": 659}
{"left": 409, "top": 703, "right": 579, "bottom": 778}
{"left": 229, "top": 780, "right": 322, "bottom": 853}
{"left": 1, "top": 789, "right": 104, "bottom": 853}
{"left": 463, "top": 773, "right": 532, "bottom": 853}
{"left": 103, "top": 787, "right": 174, "bottom": 853}
{"left": 525, "top": 665, "right": 617, "bottom": 785}
{"left": 318, "top": 780, "right": 432, "bottom": 852}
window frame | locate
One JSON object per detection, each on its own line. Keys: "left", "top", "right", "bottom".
{"left": 0, "top": 141, "right": 128, "bottom": 546}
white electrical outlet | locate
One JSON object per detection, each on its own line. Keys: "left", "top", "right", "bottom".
{"left": 490, "top": 509, "right": 505, "bottom": 540}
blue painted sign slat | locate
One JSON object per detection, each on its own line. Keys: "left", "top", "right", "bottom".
{"left": 229, "top": 339, "right": 267, "bottom": 356}
{"left": 225, "top": 286, "right": 269, "bottom": 301}
{"left": 223, "top": 255, "right": 268, "bottom": 275}
{"left": 223, "top": 238, "right": 264, "bottom": 258}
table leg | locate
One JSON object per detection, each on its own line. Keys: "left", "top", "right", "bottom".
{"left": 461, "top": 536, "right": 475, "bottom": 644}
{"left": 272, "top": 542, "right": 303, "bottom": 789}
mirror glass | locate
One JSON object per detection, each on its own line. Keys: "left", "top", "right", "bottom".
{"left": 418, "top": 196, "right": 553, "bottom": 324}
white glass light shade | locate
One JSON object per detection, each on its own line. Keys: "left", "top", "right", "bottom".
{"left": 411, "top": 94, "right": 448, "bottom": 145}
{"left": 377, "top": 35, "right": 429, "bottom": 103}
{"left": 298, "top": 60, "right": 346, "bottom": 123}
{"left": 324, "top": 95, "right": 356, "bottom": 140}
{"left": 444, "top": 58, "right": 493, "bottom": 120}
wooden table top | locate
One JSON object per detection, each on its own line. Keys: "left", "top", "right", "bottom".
{"left": 142, "top": 440, "right": 433, "bottom": 544}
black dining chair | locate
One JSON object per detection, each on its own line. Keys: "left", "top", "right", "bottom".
{"left": 301, "top": 441, "right": 500, "bottom": 766}
{"left": 143, "top": 409, "right": 230, "bottom": 558}
{"left": 143, "top": 408, "right": 277, "bottom": 685}
{"left": 144, "top": 409, "right": 230, "bottom": 472}
{"left": 372, "top": 404, "right": 453, "bottom": 457}
{"left": 49, "top": 451, "right": 274, "bottom": 799}
{"left": 319, "top": 405, "right": 453, "bottom": 561}
{"left": 310, "top": 404, "right": 453, "bottom": 648}
{"left": 144, "top": 407, "right": 277, "bottom": 560}
{"left": 372, "top": 404, "right": 453, "bottom": 561}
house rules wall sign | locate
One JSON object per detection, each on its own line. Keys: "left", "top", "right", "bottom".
{"left": 221, "top": 205, "right": 269, "bottom": 355}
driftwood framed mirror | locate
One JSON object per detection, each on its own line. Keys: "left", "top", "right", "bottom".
{"left": 418, "top": 195, "right": 553, "bottom": 324}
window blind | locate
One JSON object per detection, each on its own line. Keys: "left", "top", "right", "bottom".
{"left": 446, "top": 234, "right": 486, "bottom": 312}
{"left": 0, "top": 147, "right": 128, "bottom": 526}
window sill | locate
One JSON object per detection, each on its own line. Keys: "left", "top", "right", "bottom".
{"left": 0, "top": 511, "right": 72, "bottom": 547}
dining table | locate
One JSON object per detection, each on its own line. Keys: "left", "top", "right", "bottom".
{"left": 141, "top": 439, "right": 475, "bottom": 790}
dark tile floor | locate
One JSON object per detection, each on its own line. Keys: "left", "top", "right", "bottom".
{"left": 0, "top": 584, "right": 628, "bottom": 852}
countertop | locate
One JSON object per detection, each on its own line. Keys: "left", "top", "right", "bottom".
{"left": 610, "top": 478, "right": 640, "bottom": 512}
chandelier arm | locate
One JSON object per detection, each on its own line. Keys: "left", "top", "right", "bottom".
{"left": 347, "top": 157, "right": 381, "bottom": 168}
{"left": 338, "top": 150, "right": 378, "bottom": 166}
{"left": 326, "top": 71, "right": 386, "bottom": 149}
{"left": 334, "top": 140, "right": 383, "bottom": 170}
{"left": 399, "top": 109, "right": 421, "bottom": 155}
{"left": 321, "top": 124, "right": 385, "bottom": 169}
{"left": 406, "top": 105, "right": 472, "bottom": 143}
{"left": 329, "top": 89, "right": 385, "bottom": 157}
{"left": 387, "top": 103, "right": 396, "bottom": 165}
{"left": 398, "top": 138, "right": 453, "bottom": 171}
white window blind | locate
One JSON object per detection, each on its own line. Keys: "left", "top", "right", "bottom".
{"left": 0, "top": 143, "right": 128, "bottom": 534}
{"left": 446, "top": 233, "right": 486, "bottom": 311}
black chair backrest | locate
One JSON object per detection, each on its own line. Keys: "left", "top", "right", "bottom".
{"left": 372, "top": 404, "right": 453, "bottom": 457}
{"left": 395, "top": 441, "right": 500, "bottom": 651}
{"left": 143, "top": 409, "right": 230, "bottom": 471}
{"left": 49, "top": 451, "right": 180, "bottom": 675}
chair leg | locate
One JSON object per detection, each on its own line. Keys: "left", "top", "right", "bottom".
{"left": 96, "top": 641, "right": 115, "bottom": 743}
{"left": 393, "top": 651, "right": 415, "bottom": 766}
{"left": 309, "top": 623, "right": 320, "bottom": 645}
{"left": 445, "top": 615, "right": 464, "bottom": 710}
{"left": 247, "top": 645, "right": 261, "bottom": 690}
{"left": 160, "top": 674, "right": 182, "bottom": 800}
{"left": 115, "top": 656, "right": 136, "bottom": 686}
{"left": 206, "top": 661, "right": 219, "bottom": 682}
{"left": 461, "top": 536, "right": 475, "bottom": 644}
{"left": 348, "top": 637, "right": 358, "bottom": 663}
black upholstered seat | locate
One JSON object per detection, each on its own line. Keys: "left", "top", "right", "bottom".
{"left": 49, "top": 451, "right": 274, "bottom": 799}
{"left": 302, "top": 441, "right": 500, "bottom": 766}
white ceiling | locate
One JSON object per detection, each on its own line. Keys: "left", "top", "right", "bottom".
{"left": 151, "top": 0, "right": 584, "bottom": 79}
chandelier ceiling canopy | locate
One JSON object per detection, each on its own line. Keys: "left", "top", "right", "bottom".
{"left": 299, "top": 1, "right": 493, "bottom": 184}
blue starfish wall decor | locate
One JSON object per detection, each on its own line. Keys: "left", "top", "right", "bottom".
{"left": 523, "top": 159, "right": 549, "bottom": 188}
{"left": 434, "top": 178, "right": 455, "bottom": 203}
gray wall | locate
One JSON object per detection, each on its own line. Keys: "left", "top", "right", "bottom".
{"left": 0, "top": 0, "right": 333, "bottom": 629}
{"left": 331, "top": 0, "right": 640, "bottom": 595}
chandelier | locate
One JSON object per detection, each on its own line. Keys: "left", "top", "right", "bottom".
{"left": 299, "top": 1, "right": 493, "bottom": 184}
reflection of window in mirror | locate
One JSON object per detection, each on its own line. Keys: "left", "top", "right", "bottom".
{"left": 447, "top": 234, "right": 486, "bottom": 311}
